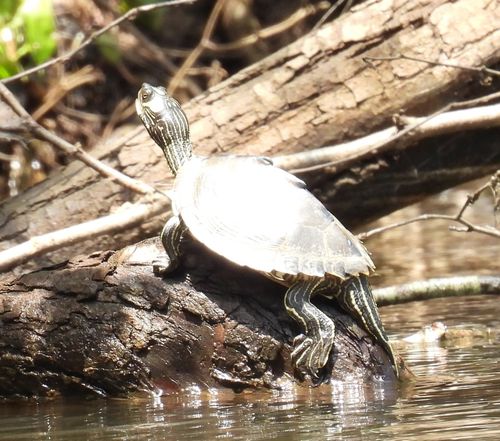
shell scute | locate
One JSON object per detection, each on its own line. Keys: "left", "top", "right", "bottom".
{"left": 173, "top": 156, "right": 374, "bottom": 279}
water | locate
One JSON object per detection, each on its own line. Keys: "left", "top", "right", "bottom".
{"left": 1, "top": 178, "right": 499, "bottom": 440}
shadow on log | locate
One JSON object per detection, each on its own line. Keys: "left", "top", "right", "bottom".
{"left": 0, "top": 238, "right": 398, "bottom": 398}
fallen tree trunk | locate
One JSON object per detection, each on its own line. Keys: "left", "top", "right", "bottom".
{"left": 0, "top": 239, "right": 399, "bottom": 398}
{"left": 1, "top": 0, "right": 499, "bottom": 270}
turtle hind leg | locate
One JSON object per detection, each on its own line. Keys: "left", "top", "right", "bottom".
{"left": 154, "top": 215, "right": 188, "bottom": 276}
{"left": 284, "top": 279, "right": 335, "bottom": 382}
{"left": 338, "top": 275, "right": 399, "bottom": 378}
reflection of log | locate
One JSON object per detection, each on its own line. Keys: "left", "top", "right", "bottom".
{"left": 1, "top": 0, "right": 499, "bottom": 268}
{"left": 0, "top": 239, "right": 397, "bottom": 397}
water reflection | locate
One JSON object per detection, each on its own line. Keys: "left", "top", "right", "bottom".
{"left": 0, "top": 179, "right": 499, "bottom": 440}
{"left": 0, "top": 382, "right": 399, "bottom": 441}
{"left": 364, "top": 179, "right": 499, "bottom": 287}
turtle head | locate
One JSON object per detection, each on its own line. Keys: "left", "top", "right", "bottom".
{"left": 136, "top": 83, "right": 192, "bottom": 175}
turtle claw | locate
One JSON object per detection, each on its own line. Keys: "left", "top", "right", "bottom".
{"left": 152, "top": 254, "right": 179, "bottom": 277}
{"left": 291, "top": 322, "right": 335, "bottom": 382}
{"left": 291, "top": 334, "right": 331, "bottom": 382}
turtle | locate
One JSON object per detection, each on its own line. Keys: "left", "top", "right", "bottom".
{"left": 136, "top": 83, "right": 399, "bottom": 381}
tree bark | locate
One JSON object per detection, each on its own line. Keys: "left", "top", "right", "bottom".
{"left": 1, "top": 0, "right": 499, "bottom": 270}
{"left": 0, "top": 239, "right": 399, "bottom": 398}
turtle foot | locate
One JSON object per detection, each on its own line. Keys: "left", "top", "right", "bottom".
{"left": 291, "top": 333, "right": 333, "bottom": 382}
{"left": 152, "top": 254, "right": 179, "bottom": 277}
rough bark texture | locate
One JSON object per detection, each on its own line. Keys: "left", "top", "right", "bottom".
{"left": 1, "top": 0, "right": 499, "bottom": 269}
{"left": 0, "top": 239, "right": 398, "bottom": 398}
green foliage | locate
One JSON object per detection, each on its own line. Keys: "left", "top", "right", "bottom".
{"left": 0, "top": 0, "right": 19, "bottom": 22}
{"left": 0, "top": 0, "right": 56, "bottom": 78}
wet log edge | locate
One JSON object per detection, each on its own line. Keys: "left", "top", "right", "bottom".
{"left": 0, "top": 238, "right": 398, "bottom": 398}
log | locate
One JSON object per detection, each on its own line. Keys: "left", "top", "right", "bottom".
{"left": 1, "top": 0, "right": 499, "bottom": 270}
{"left": 0, "top": 239, "right": 399, "bottom": 398}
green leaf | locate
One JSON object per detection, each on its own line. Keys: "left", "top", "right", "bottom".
{"left": 0, "top": 56, "right": 20, "bottom": 78}
{"left": 0, "top": 0, "right": 19, "bottom": 26}
{"left": 17, "top": 0, "right": 56, "bottom": 64}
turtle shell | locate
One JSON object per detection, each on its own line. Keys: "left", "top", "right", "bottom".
{"left": 173, "top": 156, "right": 374, "bottom": 279}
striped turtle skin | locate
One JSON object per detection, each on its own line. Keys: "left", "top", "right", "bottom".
{"left": 136, "top": 83, "right": 399, "bottom": 381}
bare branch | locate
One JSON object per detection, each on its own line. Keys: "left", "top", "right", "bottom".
{"left": 167, "top": 0, "right": 226, "bottom": 94}
{"left": 0, "top": 193, "right": 169, "bottom": 273}
{"left": 275, "top": 50, "right": 500, "bottom": 174}
{"left": 168, "top": 1, "right": 330, "bottom": 93}
{"left": 0, "top": 82, "right": 155, "bottom": 195}
{"left": 0, "top": 82, "right": 172, "bottom": 273}
{"left": 274, "top": 100, "right": 500, "bottom": 173}
{"left": 32, "top": 66, "right": 104, "bottom": 121}
{"left": 0, "top": 0, "right": 195, "bottom": 85}
{"left": 373, "top": 275, "right": 500, "bottom": 306}
{"left": 312, "top": 0, "right": 353, "bottom": 31}
{"left": 359, "top": 171, "right": 500, "bottom": 240}
{"left": 204, "top": 2, "right": 330, "bottom": 54}
{"left": 359, "top": 213, "right": 500, "bottom": 240}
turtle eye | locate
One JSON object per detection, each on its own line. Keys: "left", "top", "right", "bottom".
{"left": 141, "top": 89, "right": 153, "bottom": 102}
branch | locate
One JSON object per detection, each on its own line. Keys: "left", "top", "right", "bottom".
{"left": 0, "top": 0, "right": 196, "bottom": 85}
{"left": 32, "top": 65, "right": 104, "bottom": 121}
{"left": 373, "top": 275, "right": 500, "bottom": 306}
{"left": 167, "top": 0, "right": 226, "bottom": 94}
{"left": 360, "top": 213, "right": 500, "bottom": 240}
{"left": 0, "top": 82, "right": 174, "bottom": 272}
{"left": 312, "top": 0, "right": 353, "bottom": 31}
{"left": 0, "top": 194, "right": 169, "bottom": 273}
{"left": 203, "top": 2, "right": 330, "bottom": 54}
{"left": 274, "top": 98, "right": 500, "bottom": 173}
{"left": 168, "top": 1, "right": 329, "bottom": 93}
{"left": 0, "top": 82, "right": 155, "bottom": 195}
{"left": 359, "top": 170, "right": 500, "bottom": 240}
{"left": 275, "top": 50, "right": 500, "bottom": 174}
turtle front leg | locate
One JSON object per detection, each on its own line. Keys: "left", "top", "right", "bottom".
{"left": 153, "top": 215, "right": 188, "bottom": 276}
{"left": 284, "top": 280, "right": 335, "bottom": 381}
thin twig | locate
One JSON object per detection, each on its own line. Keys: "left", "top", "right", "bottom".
{"left": 312, "top": 0, "right": 352, "bottom": 32}
{"left": 0, "top": 0, "right": 196, "bottom": 85}
{"left": 204, "top": 2, "right": 330, "bottom": 53}
{"left": 359, "top": 171, "right": 500, "bottom": 240}
{"left": 168, "top": 0, "right": 226, "bottom": 94}
{"left": 359, "top": 213, "right": 500, "bottom": 240}
{"left": 169, "top": 1, "right": 329, "bottom": 91}
{"left": 32, "top": 65, "right": 104, "bottom": 120}
{"left": 364, "top": 54, "right": 500, "bottom": 78}
{"left": 373, "top": 275, "right": 500, "bottom": 306}
{"left": 0, "top": 82, "right": 156, "bottom": 195}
